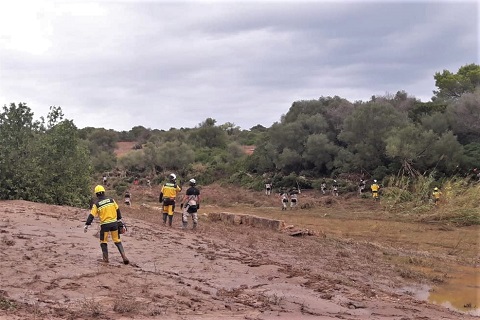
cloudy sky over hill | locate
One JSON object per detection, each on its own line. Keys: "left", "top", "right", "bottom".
{"left": 0, "top": 0, "right": 477, "bottom": 131}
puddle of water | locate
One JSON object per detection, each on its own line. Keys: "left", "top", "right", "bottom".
{"left": 428, "top": 265, "right": 480, "bottom": 315}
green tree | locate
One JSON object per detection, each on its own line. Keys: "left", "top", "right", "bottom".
{"left": 419, "top": 112, "right": 449, "bottom": 135}
{"left": 269, "top": 114, "right": 329, "bottom": 155}
{"left": 429, "top": 131, "right": 465, "bottom": 174}
{"left": 86, "top": 128, "right": 118, "bottom": 152}
{"left": 91, "top": 150, "right": 117, "bottom": 173}
{"left": 193, "top": 118, "right": 227, "bottom": 148}
{"left": 275, "top": 147, "right": 303, "bottom": 173}
{"left": 407, "top": 101, "right": 447, "bottom": 123}
{"left": 0, "top": 104, "right": 91, "bottom": 206}
{"left": 245, "top": 142, "right": 276, "bottom": 173}
{"left": 338, "top": 102, "right": 408, "bottom": 172}
{"left": 463, "top": 143, "right": 480, "bottom": 169}
{"left": 385, "top": 124, "right": 438, "bottom": 175}
{"left": 37, "top": 109, "right": 92, "bottom": 206}
{"left": 129, "top": 125, "right": 151, "bottom": 143}
{"left": 446, "top": 89, "right": 480, "bottom": 144}
{"left": 0, "top": 103, "right": 40, "bottom": 200}
{"left": 303, "top": 134, "right": 338, "bottom": 173}
{"left": 433, "top": 63, "right": 480, "bottom": 100}
{"left": 156, "top": 141, "right": 195, "bottom": 172}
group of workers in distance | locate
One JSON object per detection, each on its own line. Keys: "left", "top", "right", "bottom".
{"left": 85, "top": 174, "right": 443, "bottom": 264}
{"left": 84, "top": 173, "right": 201, "bottom": 265}
{"left": 268, "top": 178, "right": 443, "bottom": 211}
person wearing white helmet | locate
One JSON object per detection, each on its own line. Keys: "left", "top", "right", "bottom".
{"left": 159, "top": 173, "right": 182, "bottom": 226}
{"left": 265, "top": 181, "right": 272, "bottom": 196}
{"left": 432, "top": 187, "right": 442, "bottom": 206}
{"left": 332, "top": 180, "right": 339, "bottom": 196}
{"left": 180, "top": 178, "right": 201, "bottom": 229}
{"left": 320, "top": 179, "right": 327, "bottom": 195}
{"left": 371, "top": 179, "right": 380, "bottom": 200}
{"left": 359, "top": 178, "right": 366, "bottom": 195}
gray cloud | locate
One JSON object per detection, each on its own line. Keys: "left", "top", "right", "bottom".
{"left": 0, "top": 1, "right": 477, "bottom": 131}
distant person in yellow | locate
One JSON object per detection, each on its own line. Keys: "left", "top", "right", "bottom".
{"left": 371, "top": 180, "right": 380, "bottom": 200}
{"left": 84, "top": 185, "right": 129, "bottom": 264}
{"left": 432, "top": 187, "right": 442, "bottom": 206}
{"left": 159, "top": 173, "right": 182, "bottom": 227}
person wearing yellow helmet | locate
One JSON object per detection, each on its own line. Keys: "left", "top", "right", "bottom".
{"left": 84, "top": 185, "right": 129, "bottom": 264}
{"left": 159, "top": 173, "right": 182, "bottom": 227}
{"left": 432, "top": 187, "right": 442, "bottom": 206}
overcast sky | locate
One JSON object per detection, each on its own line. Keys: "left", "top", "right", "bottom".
{"left": 0, "top": 0, "right": 478, "bottom": 131}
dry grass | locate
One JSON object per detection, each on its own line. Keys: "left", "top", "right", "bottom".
{"left": 80, "top": 297, "right": 103, "bottom": 318}
{"left": 0, "top": 296, "right": 16, "bottom": 311}
{"left": 113, "top": 296, "right": 140, "bottom": 314}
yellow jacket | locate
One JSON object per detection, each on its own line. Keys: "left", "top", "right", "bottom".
{"left": 161, "top": 182, "right": 181, "bottom": 199}
{"left": 88, "top": 196, "right": 121, "bottom": 225}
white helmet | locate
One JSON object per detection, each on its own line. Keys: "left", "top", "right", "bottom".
{"left": 169, "top": 173, "right": 176, "bottom": 180}
{"left": 189, "top": 178, "right": 196, "bottom": 184}
{"left": 374, "top": 179, "right": 377, "bottom": 183}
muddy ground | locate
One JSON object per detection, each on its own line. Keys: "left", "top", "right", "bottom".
{"left": 0, "top": 184, "right": 478, "bottom": 319}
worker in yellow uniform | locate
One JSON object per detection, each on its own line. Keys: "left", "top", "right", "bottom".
{"left": 159, "top": 173, "right": 182, "bottom": 227}
{"left": 84, "top": 185, "right": 129, "bottom": 264}
{"left": 371, "top": 180, "right": 380, "bottom": 200}
{"left": 432, "top": 187, "right": 442, "bottom": 206}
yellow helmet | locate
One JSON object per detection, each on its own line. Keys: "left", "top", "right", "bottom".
{"left": 94, "top": 185, "right": 105, "bottom": 194}
{"left": 434, "top": 187, "right": 438, "bottom": 191}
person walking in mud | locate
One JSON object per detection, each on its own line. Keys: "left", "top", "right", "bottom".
{"left": 432, "top": 187, "right": 442, "bottom": 206}
{"left": 124, "top": 190, "right": 131, "bottom": 206}
{"left": 280, "top": 188, "right": 289, "bottom": 211}
{"left": 359, "top": 179, "right": 366, "bottom": 195}
{"left": 290, "top": 187, "right": 299, "bottom": 209}
{"left": 180, "top": 178, "right": 201, "bottom": 229}
{"left": 265, "top": 182, "right": 272, "bottom": 196}
{"left": 102, "top": 174, "right": 107, "bottom": 186}
{"left": 320, "top": 180, "right": 327, "bottom": 195}
{"left": 371, "top": 180, "right": 380, "bottom": 200}
{"left": 332, "top": 180, "right": 339, "bottom": 196}
{"left": 159, "top": 173, "right": 182, "bottom": 227}
{"left": 84, "top": 185, "right": 129, "bottom": 264}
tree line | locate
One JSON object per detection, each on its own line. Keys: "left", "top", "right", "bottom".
{"left": 0, "top": 63, "right": 479, "bottom": 206}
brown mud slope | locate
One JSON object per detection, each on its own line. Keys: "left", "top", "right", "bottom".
{"left": 0, "top": 199, "right": 477, "bottom": 320}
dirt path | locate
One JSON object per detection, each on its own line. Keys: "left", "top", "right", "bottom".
{"left": 0, "top": 200, "right": 476, "bottom": 319}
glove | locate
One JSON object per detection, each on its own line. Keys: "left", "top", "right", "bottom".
{"left": 84, "top": 225, "right": 89, "bottom": 233}
{"left": 180, "top": 203, "right": 184, "bottom": 209}
{"left": 197, "top": 203, "right": 200, "bottom": 209}
{"left": 118, "top": 220, "right": 127, "bottom": 234}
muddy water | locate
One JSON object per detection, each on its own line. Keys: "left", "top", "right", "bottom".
{"left": 428, "top": 265, "right": 480, "bottom": 315}
{"left": 235, "top": 206, "right": 480, "bottom": 315}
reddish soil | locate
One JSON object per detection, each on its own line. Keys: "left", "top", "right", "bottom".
{"left": 0, "top": 184, "right": 478, "bottom": 319}
{"left": 114, "top": 141, "right": 137, "bottom": 157}
{"left": 241, "top": 145, "right": 256, "bottom": 155}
